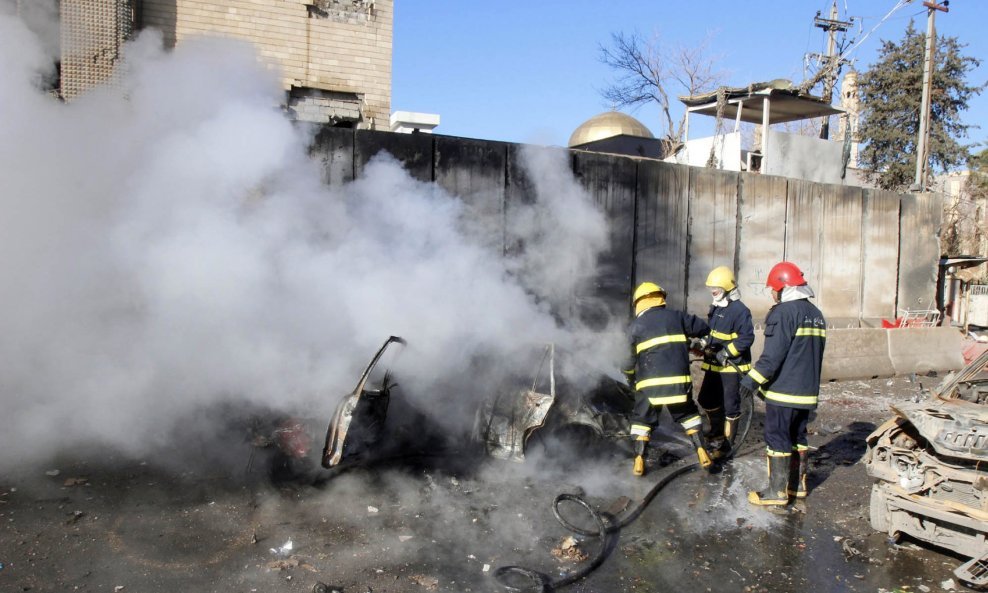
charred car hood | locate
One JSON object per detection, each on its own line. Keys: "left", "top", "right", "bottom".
{"left": 891, "top": 399, "right": 988, "bottom": 463}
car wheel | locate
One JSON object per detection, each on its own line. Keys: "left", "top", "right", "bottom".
{"left": 869, "top": 483, "right": 891, "bottom": 533}
{"left": 537, "top": 424, "right": 604, "bottom": 460}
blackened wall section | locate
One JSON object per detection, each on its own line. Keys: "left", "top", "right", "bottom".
{"left": 311, "top": 128, "right": 941, "bottom": 327}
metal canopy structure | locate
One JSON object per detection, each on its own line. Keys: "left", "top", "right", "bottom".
{"left": 678, "top": 79, "right": 845, "bottom": 172}
{"left": 681, "top": 86, "right": 843, "bottom": 125}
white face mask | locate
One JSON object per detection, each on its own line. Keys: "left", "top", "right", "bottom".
{"left": 710, "top": 287, "right": 728, "bottom": 307}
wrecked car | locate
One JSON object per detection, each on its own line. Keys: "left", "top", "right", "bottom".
{"left": 319, "top": 337, "right": 640, "bottom": 470}
{"left": 471, "top": 342, "right": 638, "bottom": 462}
{"left": 319, "top": 336, "right": 750, "bottom": 471}
{"left": 865, "top": 350, "right": 988, "bottom": 588}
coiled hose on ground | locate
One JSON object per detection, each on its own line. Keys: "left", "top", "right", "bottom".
{"left": 493, "top": 391, "right": 757, "bottom": 593}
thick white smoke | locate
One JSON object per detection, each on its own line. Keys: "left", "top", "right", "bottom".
{"left": 0, "top": 9, "right": 624, "bottom": 470}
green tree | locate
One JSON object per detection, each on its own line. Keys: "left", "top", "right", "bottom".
{"left": 857, "top": 21, "right": 983, "bottom": 191}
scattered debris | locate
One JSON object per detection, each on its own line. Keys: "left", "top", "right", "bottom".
{"left": 267, "top": 558, "right": 299, "bottom": 571}
{"left": 65, "top": 510, "right": 85, "bottom": 525}
{"left": 269, "top": 539, "right": 293, "bottom": 555}
{"left": 551, "top": 536, "right": 589, "bottom": 562}
{"left": 45, "top": 469, "right": 60, "bottom": 477}
{"left": 841, "top": 539, "right": 863, "bottom": 559}
{"left": 63, "top": 477, "right": 88, "bottom": 487}
{"left": 367, "top": 506, "right": 379, "bottom": 514}
{"left": 0, "top": 562, "right": 4, "bottom": 571}
{"left": 409, "top": 574, "right": 439, "bottom": 590}
{"left": 482, "top": 564, "right": 490, "bottom": 572}
{"left": 114, "top": 587, "right": 125, "bottom": 592}
{"left": 312, "top": 584, "right": 343, "bottom": 593}
{"left": 941, "top": 579, "right": 957, "bottom": 590}
{"left": 398, "top": 535, "right": 414, "bottom": 542}
{"left": 918, "top": 585, "right": 931, "bottom": 592}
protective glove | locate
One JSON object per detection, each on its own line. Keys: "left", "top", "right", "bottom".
{"left": 739, "top": 374, "right": 760, "bottom": 400}
{"left": 689, "top": 337, "right": 708, "bottom": 356}
{"left": 715, "top": 348, "right": 731, "bottom": 367}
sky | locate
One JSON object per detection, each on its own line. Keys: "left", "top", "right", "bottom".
{"left": 392, "top": 0, "right": 988, "bottom": 151}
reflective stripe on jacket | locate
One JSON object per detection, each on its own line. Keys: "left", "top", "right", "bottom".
{"left": 703, "top": 299, "right": 755, "bottom": 373}
{"left": 623, "top": 306, "right": 709, "bottom": 405}
{"left": 748, "top": 299, "right": 827, "bottom": 410}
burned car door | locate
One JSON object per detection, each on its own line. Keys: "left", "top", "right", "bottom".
{"left": 473, "top": 344, "right": 557, "bottom": 462}
{"left": 322, "top": 336, "right": 406, "bottom": 468}
{"left": 473, "top": 344, "right": 636, "bottom": 462}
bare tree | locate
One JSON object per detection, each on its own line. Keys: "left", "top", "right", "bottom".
{"left": 599, "top": 31, "right": 726, "bottom": 156}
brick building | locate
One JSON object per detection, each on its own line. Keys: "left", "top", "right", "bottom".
{"left": 38, "top": 0, "right": 393, "bottom": 129}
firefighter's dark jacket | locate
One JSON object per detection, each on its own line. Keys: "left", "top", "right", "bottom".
{"left": 702, "top": 300, "right": 755, "bottom": 373}
{"left": 623, "top": 306, "right": 709, "bottom": 405}
{"left": 748, "top": 299, "right": 827, "bottom": 409}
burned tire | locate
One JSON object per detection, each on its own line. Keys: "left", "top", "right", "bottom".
{"left": 869, "top": 483, "right": 891, "bottom": 534}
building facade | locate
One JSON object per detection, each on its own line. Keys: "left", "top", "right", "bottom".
{"left": 38, "top": 0, "right": 393, "bottom": 129}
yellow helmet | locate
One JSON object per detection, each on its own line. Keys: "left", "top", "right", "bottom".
{"left": 705, "top": 266, "right": 736, "bottom": 291}
{"left": 633, "top": 281, "right": 665, "bottom": 303}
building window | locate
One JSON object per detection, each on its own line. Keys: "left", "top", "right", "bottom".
{"left": 287, "top": 87, "right": 364, "bottom": 127}
{"left": 306, "top": 0, "right": 375, "bottom": 23}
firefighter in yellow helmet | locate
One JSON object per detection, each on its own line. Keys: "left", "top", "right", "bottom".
{"left": 697, "top": 266, "right": 755, "bottom": 458}
{"left": 622, "top": 281, "right": 713, "bottom": 476}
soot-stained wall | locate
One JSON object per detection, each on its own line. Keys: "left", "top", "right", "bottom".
{"left": 311, "top": 128, "right": 942, "bottom": 327}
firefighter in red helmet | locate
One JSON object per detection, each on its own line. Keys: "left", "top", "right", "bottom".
{"left": 740, "top": 262, "right": 827, "bottom": 506}
{"left": 622, "top": 282, "right": 713, "bottom": 476}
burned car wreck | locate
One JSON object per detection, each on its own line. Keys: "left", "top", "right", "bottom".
{"left": 316, "top": 336, "right": 752, "bottom": 472}
{"left": 319, "top": 337, "right": 639, "bottom": 471}
{"left": 865, "top": 350, "right": 988, "bottom": 588}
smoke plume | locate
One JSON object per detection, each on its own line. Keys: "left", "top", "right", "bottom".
{"left": 0, "top": 8, "right": 624, "bottom": 470}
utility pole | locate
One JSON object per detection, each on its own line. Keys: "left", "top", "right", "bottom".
{"left": 914, "top": 1, "right": 949, "bottom": 191}
{"left": 814, "top": 2, "right": 852, "bottom": 139}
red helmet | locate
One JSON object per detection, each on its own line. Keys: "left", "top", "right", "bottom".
{"left": 766, "top": 262, "right": 807, "bottom": 292}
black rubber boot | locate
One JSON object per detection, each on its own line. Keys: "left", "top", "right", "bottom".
{"left": 748, "top": 454, "right": 791, "bottom": 506}
{"left": 703, "top": 407, "right": 725, "bottom": 440}
{"left": 788, "top": 449, "right": 809, "bottom": 498}
{"left": 686, "top": 428, "right": 714, "bottom": 471}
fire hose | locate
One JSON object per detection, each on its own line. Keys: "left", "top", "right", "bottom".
{"left": 493, "top": 357, "right": 757, "bottom": 593}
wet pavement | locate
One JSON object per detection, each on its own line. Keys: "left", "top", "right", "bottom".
{"left": 0, "top": 376, "right": 971, "bottom": 593}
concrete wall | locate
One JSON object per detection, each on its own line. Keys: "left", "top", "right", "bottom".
{"left": 898, "top": 193, "right": 943, "bottom": 314}
{"left": 141, "top": 0, "right": 393, "bottom": 128}
{"left": 311, "top": 128, "right": 944, "bottom": 331}
{"left": 750, "top": 327, "right": 964, "bottom": 380}
{"left": 764, "top": 129, "right": 846, "bottom": 185}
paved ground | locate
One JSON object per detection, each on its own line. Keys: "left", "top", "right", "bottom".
{"left": 0, "top": 375, "right": 972, "bottom": 593}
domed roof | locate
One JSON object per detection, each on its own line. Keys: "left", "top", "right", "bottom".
{"left": 568, "top": 111, "right": 654, "bottom": 147}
